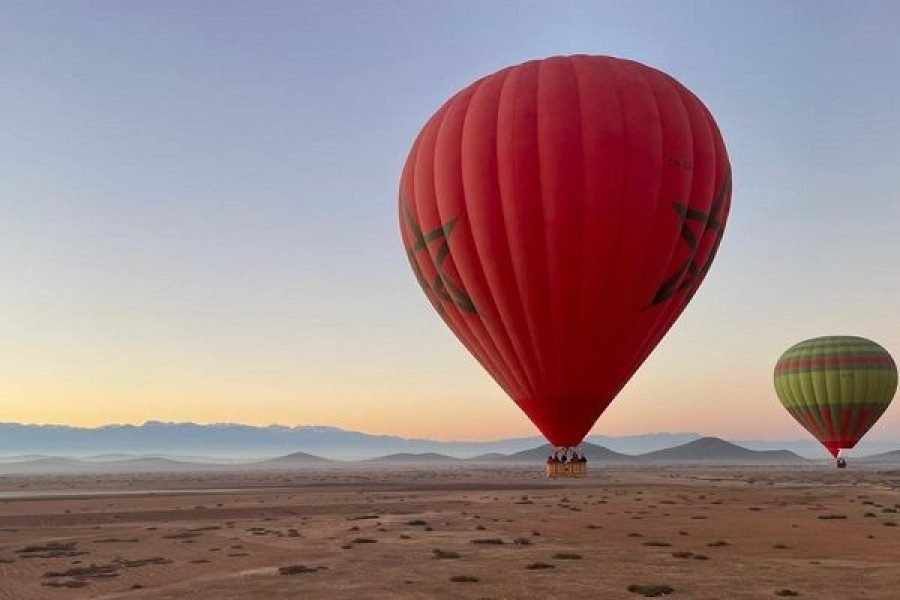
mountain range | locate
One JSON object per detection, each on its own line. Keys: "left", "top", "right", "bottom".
{"left": 9, "top": 436, "right": 900, "bottom": 475}
{"left": 0, "top": 422, "right": 896, "bottom": 461}
{"left": 0, "top": 422, "right": 699, "bottom": 460}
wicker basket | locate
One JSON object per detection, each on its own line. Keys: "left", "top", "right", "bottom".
{"left": 546, "top": 461, "right": 587, "bottom": 478}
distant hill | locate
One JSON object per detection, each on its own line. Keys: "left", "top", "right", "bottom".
{"left": 85, "top": 453, "right": 141, "bottom": 462}
{"left": 585, "top": 432, "right": 702, "bottom": 454}
{"left": 859, "top": 449, "right": 900, "bottom": 463}
{"left": 468, "top": 452, "right": 508, "bottom": 462}
{"left": 502, "top": 442, "right": 635, "bottom": 463}
{"left": 637, "top": 437, "right": 806, "bottom": 464}
{"left": 364, "top": 452, "right": 462, "bottom": 463}
{"left": 255, "top": 451, "right": 332, "bottom": 466}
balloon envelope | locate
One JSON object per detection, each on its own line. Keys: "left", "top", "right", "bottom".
{"left": 399, "top": 55, "right": 732, "bottom": 447}
{"left": 774, "top": 336, "right": 897, "bottom": 457}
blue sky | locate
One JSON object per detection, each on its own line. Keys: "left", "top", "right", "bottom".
{"left": 1, "top": 1, "right": 899, "bottom": 442}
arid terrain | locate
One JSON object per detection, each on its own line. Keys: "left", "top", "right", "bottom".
{"left": 1, "top": 465, "right": 899, "bottom": 599}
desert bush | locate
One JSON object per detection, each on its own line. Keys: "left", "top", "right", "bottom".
{"left": 627, "top": 584, "right": 674, "bottom": 597}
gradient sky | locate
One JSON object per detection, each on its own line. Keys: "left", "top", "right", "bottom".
{"left": 2, "top": 1, "right": 899, "bottom": 442}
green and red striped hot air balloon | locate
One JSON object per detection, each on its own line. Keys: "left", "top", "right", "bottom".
{"left": 774, "top": 336, "right": 897, "bottom": 460}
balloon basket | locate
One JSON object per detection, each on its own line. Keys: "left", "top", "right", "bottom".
{"left": 546, "top": 461, "right": 587, "bottom": 479}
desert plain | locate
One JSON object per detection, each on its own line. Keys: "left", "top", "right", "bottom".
{"left": 1, "top": 465, "right": 899, "bottom": 599}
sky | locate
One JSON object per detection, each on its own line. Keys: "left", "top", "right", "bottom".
{"left": 1, "top": 1, "right": 899, "bottom": 442}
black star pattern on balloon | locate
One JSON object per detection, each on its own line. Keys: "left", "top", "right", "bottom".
{"left": 403, "top": 204, "right": 478, "bottom": 315}
{"left": 650, "top": 174, "right": 732, "bottom": 307}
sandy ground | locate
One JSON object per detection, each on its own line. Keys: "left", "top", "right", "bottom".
{"left": 1, "top": 465, "right": 899, "bottom": 599}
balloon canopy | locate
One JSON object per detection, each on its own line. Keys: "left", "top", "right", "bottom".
{"left": 399, "top": 55, "right": 732, "bottom": 447}
{"left": 774, "top": 336, "right": 897, "bottom": 457}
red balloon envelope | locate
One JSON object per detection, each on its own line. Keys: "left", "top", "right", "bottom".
{"left": 399, "top": 55, "right": 731, "bottom": 447}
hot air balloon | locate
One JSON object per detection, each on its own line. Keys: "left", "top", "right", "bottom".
{"left": 399, "top": 55, "right": 732, "bottom": 469}
{"left": 774, "top": 336, "right": 897, "bottom": 466}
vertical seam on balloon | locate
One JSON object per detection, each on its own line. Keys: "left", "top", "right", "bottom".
{"left": 570, "top": 56, "right": 593, "bottom": 410}
{"left": 412, "top": 104, "right": 511, "bottom": 396}
{"left": 535, "top": 58, "right": 560, "bottom": 398}
{"left": 566, "top": 56, "right": 589, "bottom": 428}
{"left": 822, "top": 342, "right": 838, "bottom": 442}
{"left": 494, "top": 65, "right": 543, "bottom": 398}
{"left": 804, "top": 343, "right": 829, "bottom": 441}
{"left": 855, "top": 340, "right": 870, "bottom": 442}
{"left": 838, "top": 406, "right": 852, "bottom": 446}
{"left": 808, "top": 342, "right": 830, "bottom": 440}
{"left": 834, "top": 340, "right": 846, "bottom": 444}
{"left": 821, "top": 408, "right": 837, "bottom": 449}
{"left": 448, "top": 76, "right": 533, "bottom": 399}
{"left": 859, "top": 339, "right": 869, "bottom": 423}
{"left": 590, "top": 56, "right": 628, "bottom": 383}
{"left": 788, "top": 344, "right": 814, "bottom": 441}
{"left": 799, "top": 343, "right": 820, "bottom": 440}
{"left": 812, "top": 346, "right": 834, "bottom": 442}
{"left": 829, "top": 353, "right": 843, "bottom": 445}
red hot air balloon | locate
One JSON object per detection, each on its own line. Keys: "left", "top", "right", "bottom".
{"left": 399, "top": 55, "right": 731, "bottom": 448}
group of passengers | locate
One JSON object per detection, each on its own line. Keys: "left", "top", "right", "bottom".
{"left": 546, "top": 450, "right": 587, "bottom": 464}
